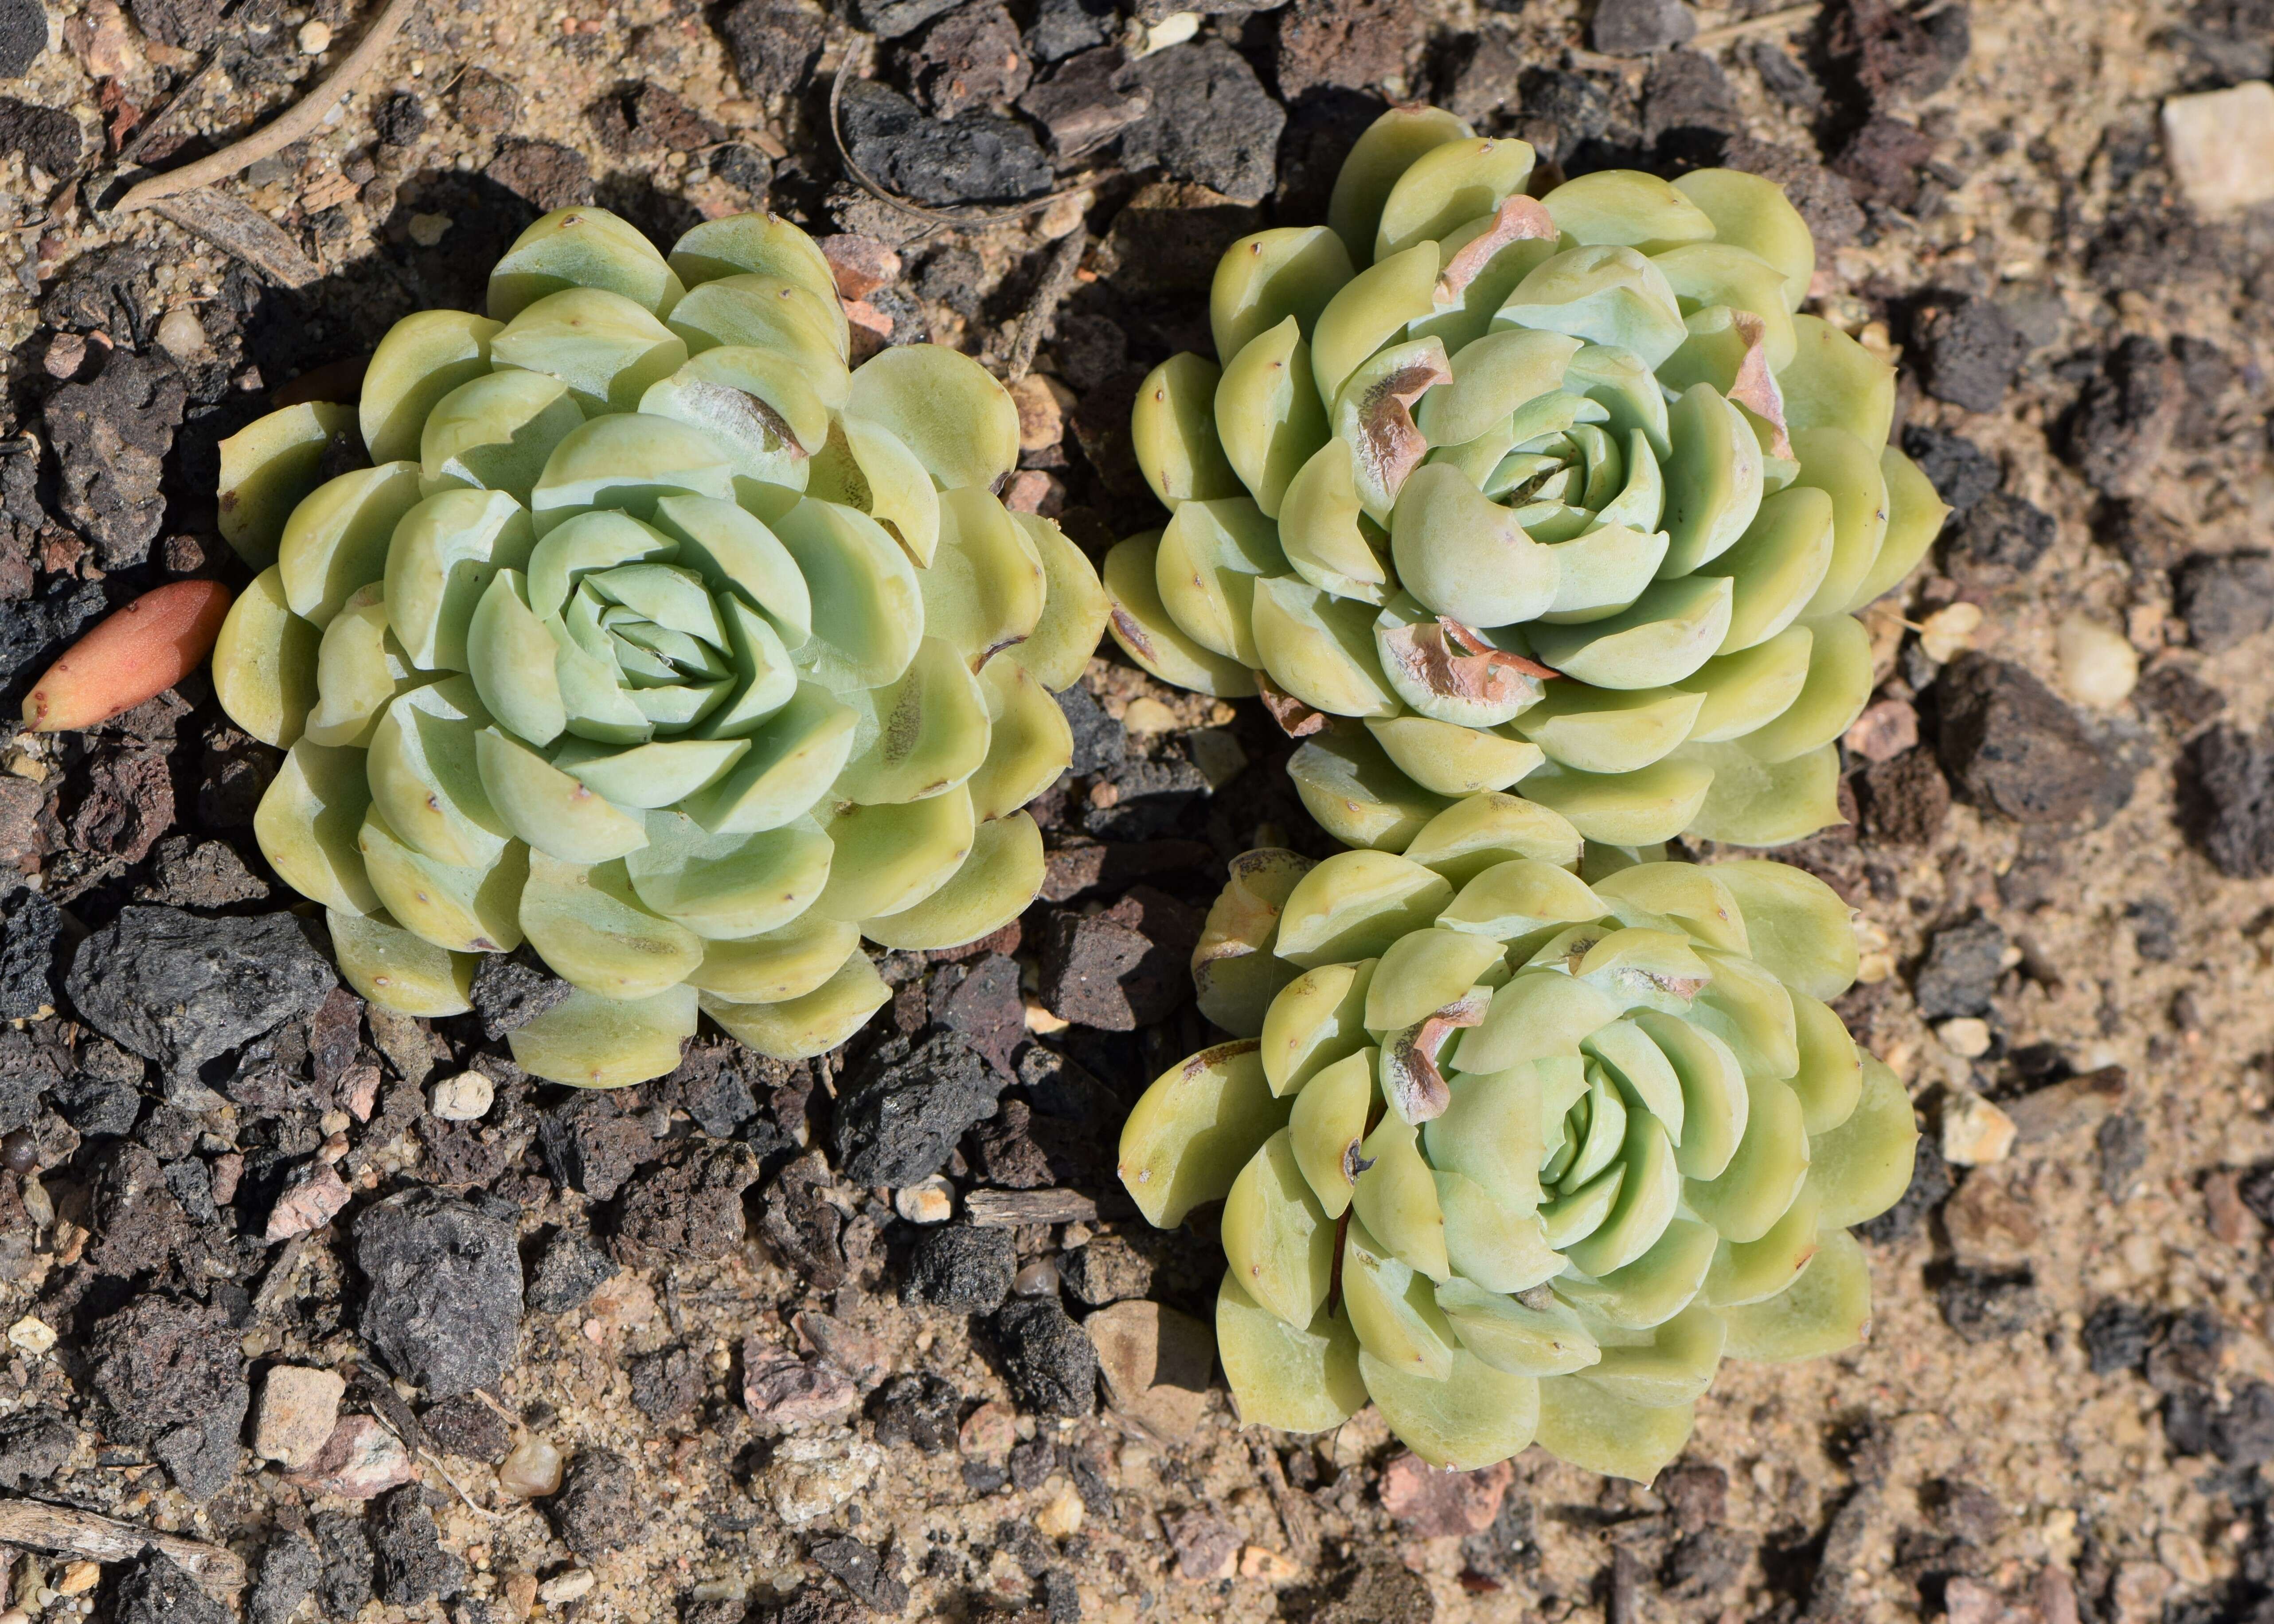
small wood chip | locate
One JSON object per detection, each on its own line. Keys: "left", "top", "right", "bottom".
{"left": 963, "top": 1188, "right": 1098, "bottom": 1227}
{"left": 0, "top": 1497, "right": 245, "bottom": 1594}
{"left": 147, "top": 189, "right": 320, "bottom": 287}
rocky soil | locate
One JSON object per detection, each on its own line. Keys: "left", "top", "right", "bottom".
{"left": 2, "top": 0, "right": 2274, "bottom": 1621}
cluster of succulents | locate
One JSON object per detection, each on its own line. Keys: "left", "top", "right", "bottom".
{"left": 211, "top": 207, "right": 1107, "bottom": 1086}
{"left": 1119, "top": 792, "right": 1917, "bottom": 1480}
{"left": 1106, "top": 105, "right": 1947, "bottom": 851}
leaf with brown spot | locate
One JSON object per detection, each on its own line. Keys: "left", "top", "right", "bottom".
{"left": 1255, "top": 671, "right": 1327, "bottom": 738}
{"left": 1381, "top": 987, "right": 1493, "bottom": 1124}
{"left": 1722, "top": 309, "right": 1796, "bottom": 463}
{"left": 1435, "top": 194, "right": 1559, "bottom": 306}
{"left": 1347, "top": 347, "right": 1450, "bottom": 516}
{"left": 1377, "top": 616, "right": 1555, "bottom": 710}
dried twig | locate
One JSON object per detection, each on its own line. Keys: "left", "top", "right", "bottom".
{"left": 828, "top": 39, "right": 1116, "bottom": 230}
{"left": 1002, "top": 228, "right": 1088, "bottom": 383}
{"left": 0, "top": 1497, "right": 246, "bottom": 1593}
{"left": 1692, "top": 1, "right": 1822, "bottom": 48}
{"left": 962, "top": 1188, "right": 1099, "bottom": 1227}
{"left": 110, "top": 0, "right": 419, "bottom": 214}
{"left": 115, "top": 47, "right": 226, "bottom": 169}
{"left": 1250, "top": 1439, "right": 1320, "bottom": 1569}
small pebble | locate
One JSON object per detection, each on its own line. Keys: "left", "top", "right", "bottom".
{"left": 429, "top": 1070, "right": 494, "bottom": 1121}
{"left": 1935, "top": 1016, "right": 1994, "bottom": 1059}
{"left": 1943, "top": 1091, "right": 2017, "bottom": 1167}
{"left": 2055, "top": 613, "right": 2139, "bottom": 710}
{"left": 1120, "top": 696, "right": 1179, "bottom": 736}
{"left": 156, "top": 306, "right": 208, "bottom": 361}
{"left": 894, "top": 1176, "right": 954, "bottom": 1225}
{"left": 408, "top": 212, "right": 452, "bottom": 246}
{"left": 54, "top": 1563, "right": 96, "bottom": 1597}
{"left": 499, "top": 1433, "right": 564, "bottom": 1499}
{"left": 538, "top": 1569, "right": 596, "bottom": 1604}
{"left": 7, "top": 1316, "right": 53, "bottom": 1355}
{"left": 2162, "top": 81, "right": 2274, "bottom": 215}
{"left": 1919, "top": 601, "right": 1983, "bottom": 663}
{"left": 41, "top": 332, "right": 86, "bottom": 379}
{"left": 1035, "top": 1483, "right": 1084, "bottom": 1538}
{"left": 1012, "top": 1258, "right": 1060, "bottom": 1297}
{"left": 297, "top": 17, "right": 331, "bottom": 51}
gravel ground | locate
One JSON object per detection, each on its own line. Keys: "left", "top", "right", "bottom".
{"left": 2, "top": 0, "right": 2274, "bottom": 1621}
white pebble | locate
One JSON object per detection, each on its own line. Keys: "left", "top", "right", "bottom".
{"left": 155, "top": 306, "right": 207, "bottom": 361}
{"left": 429, "top": 1071, "right": 493, "bottom": 1121}
{"left": 499, "top": 1434, "right": 563, "bottom": 1499}
{"left": 1935, "top": 1016, "right": 1993, "bottom": 1059}
{"left": 2055, "top": 613, "right": 2139, "bottom": 710}
{"left": 2163, "top": 82, "right": 2274, "bottom": 215}
{"left": 1942, "top": 1090, "right": 2016, "bottom": 1167}
{"left": 893, "top": 1176, "right": 953, "bottom": 1225}
{"left": 7, "top": 1316, "right": 54, "bottom": 1355}
{"left": 297, "top": 18, "right": 331, "bottom": 52}
{"left": 538, "top": 1569, "right": 596, "bottom": 1604}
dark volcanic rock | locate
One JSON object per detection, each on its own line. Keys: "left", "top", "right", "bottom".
{"left": 0, "top": 1409, "right": 74, "bottom": 1489}
{"left": 1028, "top": 0, "right": 1115, "bottom": 61}
{"left": 356, "top": 1187, "right": 522, "bottom": 1396}
{"left": 1936, "top": 1265, "right": 2040, "bottom": 1343}
{"left": 1942, "top": 491, "right": 2055, "bottom": 585}
{"left": 1860, "top": 749, "right": 1951, "bottom": 846}
{"left": 0, "top": 576, "right": 105, "bottom": 691}
{"left": 1822, "top": 0, "right": 1970, "bottom": 107}
{"left": 1120, "top": 40, "right": 1287, "bottom": 205}
{"left": 1720, "top": 134, "right": 1867, "bottom": 248}
{"left": 900, "top": 2, "right": 1031, "bottom": 117}
{"left": 470, "top": 944, "right": 573, "bottom": 1038}
{"left": 834, "top": 1031, "right": 1005, "bottom": 1186}
{"left": 2063, "top": 334, "right": 2179, "bottom": 496}
{"left": 0, "top": 885, "right": 59, "bottom": 1019}
{"left": 553, "top": 1447, "right": 642, "bottom": 1559}
{"left": 2185, "top": 723, "right": 2274, "bottom": 878}
{"left": 248, "top": 1533, "right": 322, "bottom": 1624}
{"left": 903, "top": 1223, "right": 1016, "bottom": 1312}
{"left": 1643, "top": 49, "right": 1743, "bottom": 151}
{"left": 1593, "top": 0, "right": 1696, "bottom": 54}
{"left": 1036, "top": 886, "right": 1203, "bottom": 1030}
{"left": 2082, "top": 1299, "right": 2155, "bottom": 1376}
{"left": 610, "top": 1141, "right": 762, "bottom": 1266}
{"left": 849, "top": 0, "right": 961, "bottom": 37}
{"left": 1018, "top": 46, "right": 1152, "bottom": 156}
{"left": 1900, "top": 425, "right": 2000, "bottom": 513}
{"left": 1274, "top": 0, "right": 1424, "bottom": 97}
{"left": 2172, "top": 552, "right": 2274, "bottom": 654}
{"left": 538, "top": 1090, "right": 654, "bottom": 1200}
{"left": 1831, "top": 114, "right": 1934, "bottom": 211}
{"left": 527, "top": 1226, "right": 620, "bottom": 1314}
{"left": 719, "top": 0, "right": 828, "bottom": 96}
{"left": 422, "top": 1392, "right": 512, "bottom": 1461}
{"left": 989, "top": 1297, "right": 1098, "bottom": 1417}
{"left": 1909, "top": 293, "right": 2025, "bottom": 413}
{"left": 839, "top": 79, "right": 1052, "bottom": 206}
{"left": 112, "top": 1553, "right": 230, "bottom": 1624}
{"left": 89, "top": 1294, "right": 243, "bottom": 1443}
{"left": 872, "top": 1371, "right": 961, "bottom": 1452}
{"left": 45, "top": 353, "right": 185, "bottom": 570}
{"left": 484, "top": 139, "right": 594, "bottom": 210}
{"left": 313, "top": 1511, "right": 375, "bottom": 1620}
{"left": 1910, "top": 919, "right": 2001, "bottom": 1019}
{"left": 0, "top": 97, "right": 80, "bottom": 176}
{"left": 630, "top": 1345, "right": 703, "bottom": 1422}
{"left": 372, "top": 1484, "right": 465, "bottom": 1603}
{"left": 152, "top": 1378, "right": 248, "bottom": 1500}
{"left": 811, "top": 1533, "right": 910, "bottom": 1616}
{"left": 66, "top": 906, "right": 334, "bottom": 1081}
{"left": 0, "top": 0, "right": 44, "bottom": 76}
{"left": 1934, "top": 656, "right": 2121, "bottom": 826}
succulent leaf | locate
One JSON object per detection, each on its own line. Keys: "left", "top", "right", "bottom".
{"left": 1124, "top": 839, "right": 1913, "bottom": 1479}
{"left": 211, "top": 207, "right": 1104, "bottom": 1081}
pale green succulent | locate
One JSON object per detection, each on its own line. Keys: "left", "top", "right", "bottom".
{"left": 1106, "top": 105, "right": 1948, "bottom": 851}
{"left": 211, "top": 207, "right": 1109, "bottom": 1086}
{"left": 1119, "top": 792, "right": 1917, "bottom": 1480}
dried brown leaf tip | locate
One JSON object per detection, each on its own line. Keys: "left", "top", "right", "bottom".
{"left": 1436, "top": 194, "right": 1559, "bottom": 305}
{"left": 1377, "top": 615, "right": 1558, "bottom": 710}
{"left": 1348, "top": 346, "right": 1451, "bottom": 514}
{"left": 1723, "top": 309, "right": 1795, "bottom": 463}
{"left": 1382, "top": 987, "right": 1492, "bottom": 1123}
{"left": 1256, "top": 671, "right": 1328, "bottom": 738}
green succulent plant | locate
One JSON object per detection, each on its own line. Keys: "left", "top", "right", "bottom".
{"left": 1106, "top": 105, "right": 1947, "bottom": 851}
{"left": 1119, "top": 792, "right": 1917, "bottom": 1480}
{"left": 210, "top": 207, "right": 1109, "bottom": 1086}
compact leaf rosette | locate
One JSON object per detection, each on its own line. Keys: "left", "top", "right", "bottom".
{"left": 1106, "top": 105, "right": 1948, "bottom": 851}
{"left": 1119, "top": 794, "right": 1917, "bottom": 1480}
{"left": 211, "top": 207, "right": 1108, "bottom": 1086}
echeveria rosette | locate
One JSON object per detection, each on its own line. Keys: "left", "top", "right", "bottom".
{"left": 209, "top": 207, "right": 1109, "bottom": 1087}
{"left": 1105, "top": 105, "right": 1949, "bottom": 852}
{"left": 1118, "top": 792, "right": 1918, "bottom": 1481}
